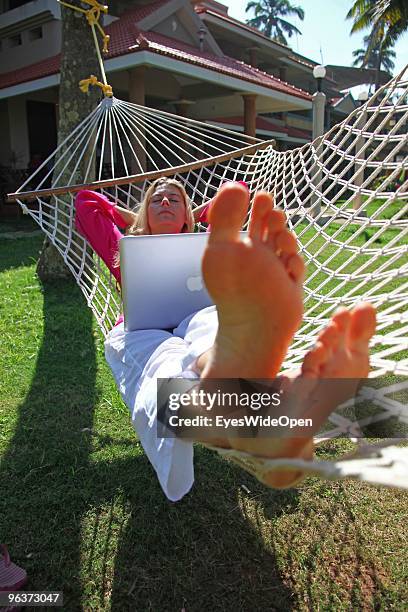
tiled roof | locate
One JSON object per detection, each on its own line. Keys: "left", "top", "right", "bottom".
{"left": 287, "top": 126, "right": 311, "bottom": 140}
{"left": 0, "top": 2, "right": 311, "bottom": 102}
{"left": 195, "top": 5, "right": 290, "bottom": 51}
{"left": 130, "top": 30, "right": 311, "bottom": 100}
{"left": 213, "top": 116, "right": 287, "bottom": 133}
{"left": 119, "top": 0, "right": 171, "bottom": 24}
{"left": 212, "top": 116, "right": 311, "bottom": 141}
{"left": 0, "top": 54, "right": 60, "bottom": 89}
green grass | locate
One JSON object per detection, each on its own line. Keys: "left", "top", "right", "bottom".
{"left": 0, "top": 224, "right": 407, "bottom": 611}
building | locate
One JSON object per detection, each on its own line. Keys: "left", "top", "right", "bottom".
{"left": 0, "top": 0, "right": 391, "bottom": 186}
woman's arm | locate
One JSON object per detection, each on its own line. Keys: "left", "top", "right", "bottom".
{"left": 193, "top": 198, "right": 214, "bottom": 223}
{"left": 114, "top": 204, "right": 138, "bottom": 228}
{"left": 193, "top": 183, "right": 248, "bottom": 223}
{"left": 75, "top": 190, "right": 127, "bottom": 284}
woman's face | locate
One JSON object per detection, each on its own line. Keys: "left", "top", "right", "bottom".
{"left": 147, "top": 185, "right": 187, "bottom": 234}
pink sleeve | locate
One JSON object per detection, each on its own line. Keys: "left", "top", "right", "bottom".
{"left": 198, "top": 203, "right": 211, "bottom": 223}
{"left": 75, "top": 190, "right": 127, "bottom": 285}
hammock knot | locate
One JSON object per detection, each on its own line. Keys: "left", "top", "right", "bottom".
{"left": 79, "top": 75, "right": 113, "bottom": 97}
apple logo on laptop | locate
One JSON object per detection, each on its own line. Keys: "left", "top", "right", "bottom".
{"left": 187, "top": 274, "right": 204, "bottom": 292}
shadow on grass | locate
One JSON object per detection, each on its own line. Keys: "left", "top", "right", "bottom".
{"left": 0, "top": 257, "right": 297, "bottom": 610}
{"left": 0, "top": 234, "right": 42, "bottom": 273}
{"left": 106, "top": 448, "right": 300, "bottom": 612}
{"left": 0, "top": 278, "right": 97, "bottom": 608}
{"left": 0, "top": 238, "right": 390, "bottom": 610}
{"left": 279, "top": 481, "right": 389, "bottom": 610}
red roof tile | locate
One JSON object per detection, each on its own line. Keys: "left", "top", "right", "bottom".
{"left": 213, "top": 116, "right": 288, "bottom": 133}
{"left": 119, "top": 0, "right": 171, "bottom": 24}
{"left": 0, "top": 2, "right": 311, "bottom": 102}
{"left": 0, "top": 54, "right": 60, "bottom": 89}
{"left": 213, "top": 116, "right": 311, "bottom": 141}
{"left": 128, "top": 31, "right": 311, "bottom": 100}
{"left": 287, "top": 126, "right": 311, "bottom": 140}
{"left": 195, "top": 5, "right": 290, "bottom": 51}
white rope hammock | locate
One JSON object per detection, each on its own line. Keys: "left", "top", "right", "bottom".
{"left": 11, "top": 65, "right": 408, "bottom": 490}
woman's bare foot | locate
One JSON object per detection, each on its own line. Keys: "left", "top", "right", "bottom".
{"left": 196, "top": 182, "right": 305, "bottom": 463}
{"left": 194, "top": 183, "right": 376, "bottom": 489}
{"left": 239, "top": 303, "right": 377, "bottom": 488}
{"left": 200, "top": 182, "right": 304, "bottom": 380}
{"left": 302, "top": 302, "right": 376, "bottom": 379}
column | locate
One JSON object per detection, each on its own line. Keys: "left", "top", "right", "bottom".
{"left": 311, "top": 91, "right": 326, "bottom": 217}
{"left": 279, "top": 66, "right": 287, "bottom": 82}
{"left": 353, "top": 107, "right": 368, "bottom": 212}
{"left": 128, "top": 66, "right": 146, "bottom": 174}
{"left": 243, "top": 94, "right": 257, "bottom": 138}
{"left": 175, "top": 99, "right": 195, "bottom": 163}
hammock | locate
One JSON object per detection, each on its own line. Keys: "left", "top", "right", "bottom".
{"left": 9, "top": 66, "right": 408, "bottom": 490}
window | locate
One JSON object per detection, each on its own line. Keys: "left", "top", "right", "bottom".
{"left": 28, "top": 27, "right": 42, "bottom": 41}
{"left": 8, "top": 33, "right": 22, "bottom": 47}
{"left": 9, "top": 1, "right": 31, "bottom": 9}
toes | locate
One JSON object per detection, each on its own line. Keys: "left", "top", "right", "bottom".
{"left": 248, "top": 191, "right": 273, "bottom": 241}
{"left": 285, "top": 254, "right": 305, "bottom": 283}
{"left": 349, "top": 302, "right": 377, "bottom": 351}
{"left": 301, "top": 341, "right": 329, "bottom": 377}
{"left": 274, "top": 230, "right": 298, "bottom": 256}
{"left": 318, "top": 323, "right": 340, "bottom": 354}
{"left": 208, "top": 182, "right": 249, "bottom": 243}
{"left": 265, "top": 209, "right": 287, "bottom": 248}
{"left": 332, "top": 307, "right": 351, "bottom": 335}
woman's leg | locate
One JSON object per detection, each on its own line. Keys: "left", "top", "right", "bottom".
{"left": 173, "top": 305, "right": 219, "bottom": 374}
{"left": 105, "top": 324, "right": 197, "bottom": 501}
{"left": 176, "top": 183, "right": 376, "bottom": 488}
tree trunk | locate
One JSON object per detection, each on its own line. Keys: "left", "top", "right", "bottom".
{"left": 37, "top": 3, "right": 100, "bottom": 281}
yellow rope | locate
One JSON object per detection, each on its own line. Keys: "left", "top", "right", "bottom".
{"left": 58, "top": 0, "right": 112, "bottom": 97}
{"left": 79, "top": 75, "right": 112, "bottom": 97}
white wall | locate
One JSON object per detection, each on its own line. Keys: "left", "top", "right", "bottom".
{"left": 0, "top": 20, "right": 61, "bottom": 73}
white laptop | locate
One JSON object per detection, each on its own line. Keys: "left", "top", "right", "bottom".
{"left": 120, "top": 232, "right": 214, "bottom": 331}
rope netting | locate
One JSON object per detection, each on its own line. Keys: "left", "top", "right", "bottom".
{"left": 10, "top": 66, "right": 408, "bottom": 489}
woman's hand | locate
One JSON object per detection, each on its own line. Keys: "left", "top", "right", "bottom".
{"left": 114, "top": 204, "right": 138, "bottom": 228}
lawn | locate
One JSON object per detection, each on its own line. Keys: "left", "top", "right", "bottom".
{"left": 0, "top": 219, "right": 407, "bottom": 611}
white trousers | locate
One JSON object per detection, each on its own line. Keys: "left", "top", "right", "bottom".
{"left": 104, "top": 306, "right": 218, "bottom": 501}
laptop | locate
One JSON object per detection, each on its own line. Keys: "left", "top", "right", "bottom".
{"left": 120, "top": 232, "right": 214, "bottom": 331}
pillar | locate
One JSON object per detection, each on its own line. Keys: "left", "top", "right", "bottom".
{"left": 312, "top": 91, "right": 326, "bottom": 140}
{"left": 248, "top": 47, "right": 258, "bottom": 68}
{"left": 175, "top": 100, "right": 194, "bottom": 163}
{"left": 311, "top": 90, "right": 327, "bottom": 217}
{"left": 353, "top": 107, "right": 368, "bottom": 211}
{"left": 279, "top": 66, "right": 287, "bottom": 82}
{"left": 128, "top": 66, "right": 146, "bottom": 174}
{"left": 243, "top": 94, "right": 257, "bottom": 138}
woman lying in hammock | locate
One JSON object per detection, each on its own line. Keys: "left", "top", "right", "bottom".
{"left": 75, "top": 180, "right": 376, "bottom": 501}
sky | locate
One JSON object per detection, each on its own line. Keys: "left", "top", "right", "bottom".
{"left": 226, "top": 0, "right": 408, "bottom": 87}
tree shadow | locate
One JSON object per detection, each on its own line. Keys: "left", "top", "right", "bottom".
{"left": 107, "top": 447, "right": 300, "bottom": 611}
{"left": 0, "top": 261, "right": 391, "bottom": 611}
{"left": 0, "top": 278, "right": 97, "bottom": 608}
{"left": 0, "top": 235, "right": 42, "bottom": 273}
{"left": 0, "top": 266, "right": 299, "bottom": 611}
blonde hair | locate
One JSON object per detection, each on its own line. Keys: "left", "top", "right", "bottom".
{"left": 127, "top": 177, "right": 195, "bottom": 236}
{"left": 114, "top": 178, "right": 195, "bottom": 268}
